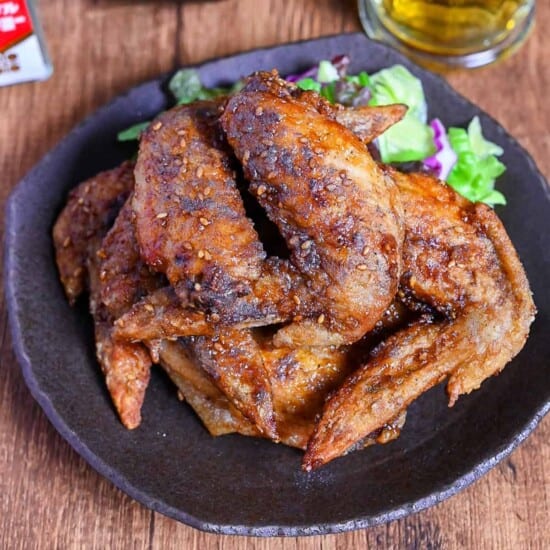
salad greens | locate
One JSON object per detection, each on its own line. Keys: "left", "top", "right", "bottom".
{"left": 117, "top": 57, "right": 507, "bottom": 207}
{"left": 367, "top": 65, "right": 435, "bottom": 164}
{"left": 447, "top": 119, "right": 506, "bottom": 205}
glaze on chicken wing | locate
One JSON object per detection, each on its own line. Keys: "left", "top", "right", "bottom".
{"left": 304, "top": 170, "right": 535, "bottom": 470}
{"left": 221, "top": 71, "right": 403, "bottom": 347}
{"left": 133, "top": 100, "right": 265, "bottom": 307}
{"left": 53, "top": 164, "right": 156, "bottom": 429}
{"left": 53, "top": 162, "right": 134, "bottom": 304}
{"left": 93, "top": 197, "right": 166, "bottom": 428}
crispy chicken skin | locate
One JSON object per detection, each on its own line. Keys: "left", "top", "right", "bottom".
{"left": 53, "top": 165, "right": 155, "bottom": 429}
{"left": 123, "top": 96, "right": 406, "bottom": 342}
{"left": 92, "top": 197, "right": 166, "bottom": 429}
{"left": 188, "top": 329, "right": 278, "bottom": 438}
{"left": 133, "top": 100, "right": 265, "bottom": 306}
{"left": 304, "top": 171, "right": 535, "bottom": 470}
{"left": 98, "top": 198, "right": 164, "bottom": 320}
{"left": 157, "top": 303, "right": 410, "bottom": 450}
{"left": 132, "top": 102, "right": 280, "bottom": 436}
{"left": 158, "top": 340, "right": 261, "bottom": 437}
{"left": 53, "top": 162, "right": 134, "bottom": 304}
{"left": 334, "top": 104, "right": 407, "bottom": 144}
{"left": 221, "top": 71, "right": 403, "bottom": 347}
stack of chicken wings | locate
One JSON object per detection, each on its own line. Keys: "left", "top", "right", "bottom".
{"left": 53, "top": 70, "right": 535, "bottom": 470}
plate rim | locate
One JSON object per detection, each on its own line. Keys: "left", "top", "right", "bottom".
{"left": 5, "top": 31, "right": 550, "bottom": 536}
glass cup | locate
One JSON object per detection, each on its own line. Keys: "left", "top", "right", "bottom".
{"left": 358, "top": 0, "right": 535, "bottom": 70}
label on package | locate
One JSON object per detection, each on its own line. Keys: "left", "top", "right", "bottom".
{"left": 0, "top": 0, "right": 52, "bottom": 87}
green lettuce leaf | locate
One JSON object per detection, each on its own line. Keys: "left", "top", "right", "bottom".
{"left": 117, "top": 121, "right": 150, "bottom": 142}
{"left": 367, "top": 65, "right": 434, "bottom": 163}
{"left": 447, "top": 120, "right": 506, "bottom": 206}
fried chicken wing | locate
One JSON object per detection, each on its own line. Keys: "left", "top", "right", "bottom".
{"left": 133, "top": 100, "right": 265, "bottom": 306}
{"left": 92, "top": 197, "right": 167, "bottom": 428}
{"left": 221, "top": 71, "right": 403, "bottom": 347}
{"left": 53, "top": 162, "right": 134, "bottom": 304}
{"left": 304, "top": 171, "right": 535, "bottom": 470}
{"left": 53, "top": 165, "right": 156, "bottom": 429}
{"left": 158, "top": 340, "right": 260, "bottom": 437}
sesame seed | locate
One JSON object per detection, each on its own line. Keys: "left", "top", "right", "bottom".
{"left": 308, "top": 159, "right": 316, "bottom": 168}
{"left": 194, "top": 283, "right": 202, "bottom": 291}
{"left": 62, "top": 236, "right": 71, "bottom": 248}
{"left": 152, "top": 121, "right": 162, "bottom": 131}
{"left": 197, "top": 250, "right": 205, "bottom": 259}
{"left": 183, "top": 242, "right": 193, "bottom": 250}
{"left": 174, "top": 158, "right": 183, "bottom": 166}
{"left": 99, "top": 270, "right": 107, "bottom": 281}
{"left": 180, "top": 138, "right": 187, "bottom": 148}
{"left": 299, "top": 136, "right": 308, "bottom": 144}
{"left": 203, "top": 187, "right": 212, "bottom": 197}
{"left": 73, "top": 267, "right": 83, "bottom": 277}
{"left": 362, "top": 246, "right": 370, "bottom": 256}
{"left": 448, "top": 260, "right": 456, "bottom": 268}
{"left": 177, "top": 390, "right": 185, "bottom": 401}
{"left": 198, "top": 193, "right": 204, "bottom": 201}
{"left": 255, "top": 106, "right": 264, "bottom": 116}
{"left": 256, "top": 185, "right": 266, "bottom": 196}
{"left": 243, "top": 150, "right": 250, "bottom": 162}
{"left": 301, "top": 240, "right": 312, "bottom": 250}
{"left": 356, "top": 264, "right": 368, "bottom": 271}
{"left": 293, "top": 295, "right": 301, "bottom": 305}
{"left": 156, "top": 212, "right": 168, "bottom": 219}
{"left": 326, "top": 184, "right": 336, "bottom": 192}
{"left": 293, "top": 315, "right": 303, "bottom": 322}
{"left": 199, "top": 217, "right": 210, "bottom": 226}
{"left": 176, "top": 129, "right": 185, "bottom": 136}
{"left": 196, "top": 167, "right": 204, "bottom": 178}
{"left": 204, "top": 250, "right": 212, "bottom": 260}
{"left": 213, "top": 342, "right": 224, "bottom": 352}
{"left": 144, "top": 304, "right": 154, "bottom": 312}
{"left": 77, "top": 197, "right": 84, "bottom": 205}
{"left": 317, "top": 314, "right": 325, "bottom": 324}
{"left": 210, "top": 313, "right": 221, "bottom": 323}
{"left": 267, "top": 171, "right": 276, "bottom": 180}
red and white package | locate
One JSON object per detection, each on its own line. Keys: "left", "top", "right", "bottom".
{"left": 0, "top": 0, "right": 52, "bottom": 87}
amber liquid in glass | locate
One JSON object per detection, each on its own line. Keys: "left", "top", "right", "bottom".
{"left": 359, "top": 0, "right": 535, "bottom": 68}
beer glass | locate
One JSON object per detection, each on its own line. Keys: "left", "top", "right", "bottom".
{"left": 358, "top": 0, "right": 535, "bottom": 69}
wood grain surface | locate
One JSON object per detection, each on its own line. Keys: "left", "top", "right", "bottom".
{"left": 1, "top": 0, "right": 549, "bottom": 548}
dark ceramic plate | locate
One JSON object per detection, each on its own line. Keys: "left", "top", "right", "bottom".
{"left": 5, "top": 33, "right": 550, "bottom": 536}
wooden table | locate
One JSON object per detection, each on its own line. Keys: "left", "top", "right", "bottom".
{"left": 1, "top": 1, "right": 548, "bottom": 547}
